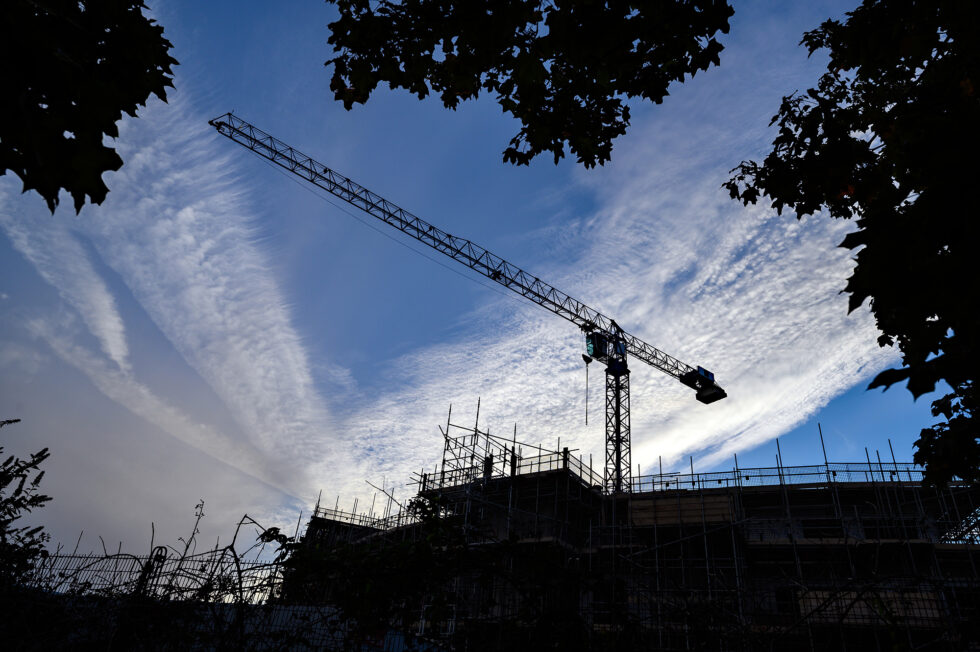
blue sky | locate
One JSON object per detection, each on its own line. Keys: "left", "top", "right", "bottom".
{"left": 0, "top": 0, "right": 941, "bottom": 551}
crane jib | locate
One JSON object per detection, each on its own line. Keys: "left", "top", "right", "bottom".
{"left": 208, "top": 113, "right": 726, "bottom": 405}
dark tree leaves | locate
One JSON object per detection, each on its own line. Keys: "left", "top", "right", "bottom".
{"left": 0, "top": 420, "right": 52, "bottom": 588}
{"left": 326, "top": 0, "right": 733, "bottom": 167}
{"left": 0, "top": 1, "right": 178, "bottom": 213}
{"left": 725, "top": 0, "right": 980, "bottom": 483}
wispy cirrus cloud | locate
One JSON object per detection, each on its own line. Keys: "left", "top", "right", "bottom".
{"left": 1, "top": 91, "right": 360, "bottom": 505}
{"left": 0, "top": 180, "right": 307, "bottom": 500}
{"left": 0, "top": 96, "right": 893, "bottom": 527}
{"left": 0, "top": 203, "right": 131, "bottom": 373}
{"left": 26, "top": 314, "right": 295, "bottom": 495}
{"left": 337, "top": 108, "right": 894, "bottom": 485}
{"left": 72, "top": 97, "right": 341, "bottom": 476}
{"left": 575, "top": 112, "right": 894, "bottom": 470}
{"left": 0, "top": 0, "right": 895, "bottom": 537}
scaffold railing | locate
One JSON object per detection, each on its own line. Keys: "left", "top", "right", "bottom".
{"left": 311, "top": 505, "right": 420, "bottom": 531}
{"left": 417, "top": 448, "right": 605, "bottom": 494}
{"left": 420, "top": 456, "right": 935, "bottom": 496}
{"left": 313, "top": 457, "right": 979, "bottom": 547}
{"left": 630, "top": 461, "right": 936, "bottom": 492}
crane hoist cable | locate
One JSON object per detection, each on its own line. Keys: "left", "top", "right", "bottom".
{"left": 209, "top": 112, "right": 727, "bottom": 494}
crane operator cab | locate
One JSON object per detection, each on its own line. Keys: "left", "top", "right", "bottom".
{"left": 585, "top": 332, "right": 607, "bottom": 361}
{"left": 585, "top": 331, "right": 626, "bottom": 362}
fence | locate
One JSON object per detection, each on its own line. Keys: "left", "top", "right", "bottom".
{"left": 27, "top": 545, "right": 283, "bottom": 605}
{"left": 15, "top": 547, "right": 369, "bottom": 650}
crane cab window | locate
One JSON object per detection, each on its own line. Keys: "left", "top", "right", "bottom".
{"left": 586, "top": 333, "right": 607, "bottom": 358}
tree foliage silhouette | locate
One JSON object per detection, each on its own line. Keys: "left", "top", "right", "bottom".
{"left": 0, "top": 0, "right": 177, "bottom": 213}
{"left": 725, "top": 0, "right": 979, "bottom": 483}
{"left": 0, "top": 419, "right": 51, "bottom": 587}
{"left": 326, "top": 0, "right": 733, "bottom": 167}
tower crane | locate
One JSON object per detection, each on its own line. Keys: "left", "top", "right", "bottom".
{"left": 210, "top": 113, "right": 727, "bottom": 494}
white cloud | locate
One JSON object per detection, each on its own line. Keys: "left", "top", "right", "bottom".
{"left": 0, "top": 197, "right": 131, "bottom": 373}
{"left": 0, "top": 340, "right": 47, "bottom": 377}
{"left": 65, "top": 94, "right": 359, "bottom": 496}
{"left": 0, "top": 91, "right": 363, "bottom": 509}
{"left": 337, "top": 114, "right": 895, "bottom": 489}
{"left": 0, "top": 98, "right": 894, "bottom": 532}
{"left": 571, "top": 114, "right": 894, "bottom": 471}
{"left": 27, "top": 315, "right": 298, "bottom": 496}
{"left": 0, "top": 0, "right": 898, "bottom": 534}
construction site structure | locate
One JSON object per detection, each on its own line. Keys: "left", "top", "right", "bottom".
{"left": 209, "top": 114, "right": 980, "bottom": 649}
{"left": 297, "top": 413, "right": 980, "bottom": 651}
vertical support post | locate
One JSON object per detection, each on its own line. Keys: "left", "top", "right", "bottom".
{"left": 818, "top": 422, "right": 830, "bottom": 469}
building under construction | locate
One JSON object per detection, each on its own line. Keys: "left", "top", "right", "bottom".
{"left": 297, "top": 413, "right": 980, "bottom": 652}
{"left": 205, "top": 112, "right": 980, "bottom": 650}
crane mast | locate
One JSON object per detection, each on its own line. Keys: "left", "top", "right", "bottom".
{"left": 210, "top": 113, "right": 726, "bottom": 493}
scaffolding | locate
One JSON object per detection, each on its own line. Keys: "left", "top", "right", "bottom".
{"left": 302, "top": 411, "right": 980, "bottom": 651}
